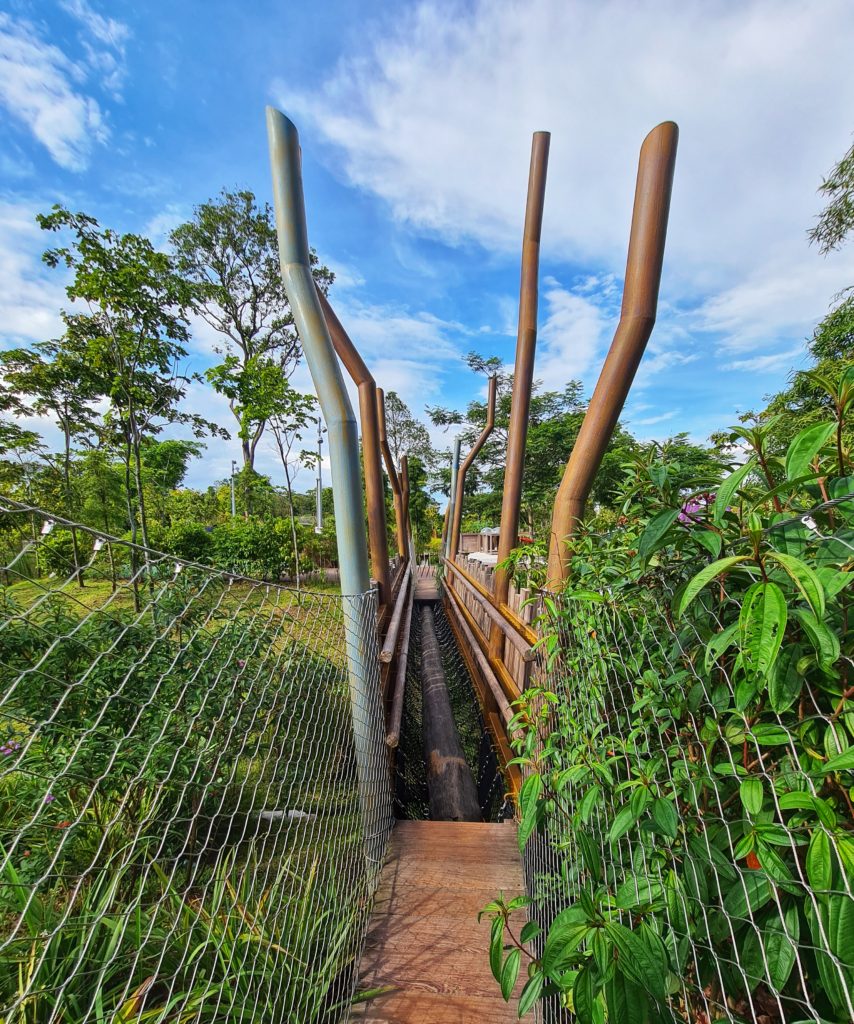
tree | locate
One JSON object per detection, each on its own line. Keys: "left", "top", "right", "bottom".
{"left": 809, "top": 136, "right": 854, "bottom": 254}
{"left": 0, "top": 341, "right": 100, "bottom": 581}
{"left": 38, "top": 207, "right": 225, "bottom": 595}
{"left": 384, "top": 390, "right": 434, "bottom": 468}
{"left": 268, "top": 384, "right": 319, "bottom": 588}
{"left": 170, "top": 190, "right": 333, "bottom": 469}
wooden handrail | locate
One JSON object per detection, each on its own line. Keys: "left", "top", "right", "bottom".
{"left": 444, "top": 580, "right": 521, "bottom": 704}
{"left": 445, "top": 595, "right": 513, "bottom": 725}
{"left": 380, "top": 563, "right": 412, "bottom": 663}
{"left": 386, "top": 578, "right": 415, "bottom": 748}
{"left": 443, "top": 558, "right": 538, "bottom": 648}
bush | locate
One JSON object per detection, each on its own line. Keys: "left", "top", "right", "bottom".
{"left": 211, "top": 517, "right": 312, "bottom": 580}
{"left": 166, "top": 520, "right": 213, "bottom": 562}
{"left": 488, "top": 394, "right": 854, "bottom": 1022}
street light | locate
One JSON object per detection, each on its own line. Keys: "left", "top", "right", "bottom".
{"left": 315, "top": 417, "right": 326, "bottom": 534}
{"left": 230, "top": 459, "right": 237, "bottom": 518}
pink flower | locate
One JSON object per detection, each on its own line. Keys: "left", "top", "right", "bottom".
{"left": 44, "top": 793, "right": 55, "bottom": 804}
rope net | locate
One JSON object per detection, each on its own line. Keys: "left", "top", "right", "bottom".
{"left": 0, "top": 500, "right": 392, "bottom": 1024}
{"left": 521, "top": 560, "right": 853, "bottom": 1024}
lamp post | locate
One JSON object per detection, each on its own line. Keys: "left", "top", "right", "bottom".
{"left": 315, "top": 416, "right": 325, "bottom": 534}
{"left": 230, "top": 459, "right": 237, "bottom": 518}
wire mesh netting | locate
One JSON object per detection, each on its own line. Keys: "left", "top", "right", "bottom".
{"left": 394, "top": 596, "right": 507, "bottom": 822}
{"left": 0, "top": 500, "right": 393, "bottom": 1024}
{"left": 522, "top": 569, "right": 854, "bottom": 1024}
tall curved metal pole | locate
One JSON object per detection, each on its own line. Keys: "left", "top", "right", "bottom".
{"left": 449, "top": 375, "right": 497, "bottom": 562}
{"left": 547, "top": 121, "right": 678, "bottom": 587}
{"left": 377, "top": 388, "right": 406, "bottom": 561}
{"left": 266, "top": 107, "right": 389, "bottom": 865}
{"left": 316, "top": 286, "right": 391, "bottom": 617}
{"left": 490, "top": 131, "right": 550, "bottom": 663}
{"left": 400, "top": 455, "right": 413, "bottom": 559}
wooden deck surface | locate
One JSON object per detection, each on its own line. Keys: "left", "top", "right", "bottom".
{"left": 413, "top": 562, "right": 440, "bottom": 602}
{"left": 351, "top": 820, "right": 525, "bottom": 1023}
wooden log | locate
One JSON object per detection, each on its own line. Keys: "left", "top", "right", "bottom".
{"left": 386, "top": 578, "right": 415, "bottom": 748}
{"left": 420, "top": 606, "right": 481, "bottom": 822}
{"left": 380, "top": 563, "right": 412, "bottom": 663}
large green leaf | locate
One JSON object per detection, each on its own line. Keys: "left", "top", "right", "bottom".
{"left": 785, "top": 421, "right": 836, "bottom": 481}
{"left": 676, "top": 556, "right": 749, "bottom": 617}
{"left": 608, "top": 802, "right": 640, "bottom": 844}
{"left": 739, "top": 778, "right": 764, "bottom": 817}
{"left": 615, "top": 876, "right": 665, "bottom": 910}
{"left": 649, "top": 797, "right": 679, "bottom": 839}
{"left": 517, "top": 772, "right": 543, "bottom": 852}
{"left": 541, "top": 907, "right": 589, "bottom": 973}
{"left": 806, "top": 828, "right": 833, "bottom": 892}
{"left": 723, "top": 871, "right": 772, "bottom": 922}
{"left": 767, "top": 644, "right": 802, "bottom": 713}
{"left": 704, "top": 621, "right": 739, "bottom": 673}
{"left": 603, "top": 970, "right": 649, "bottom": 1024}
{"left": 637, "top": 508, "right": 679, "bottom": 564}
{"left": 500, "top": 947, "right": 521, "bottom": 1000}
{"left": 792, "top": 608, "right": 840, "bottom": 673}
{"left": 738, "top": 581, "right": 787, "bottom": 680}
{"left": 714, "top": 458, "right": 757, "bottom": 525}
{"left": 765, "top": 551, "right": 825, "bottom": 618}
{"left": 824, "top": 747, "right": 854, "bottom": 773}
{"left": 517, "top": 973, "right": 544, "bottom": 1018}
{"left": 604, "top": 923, "right": 667, "bottom": 1002}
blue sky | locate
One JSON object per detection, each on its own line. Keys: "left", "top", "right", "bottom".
{"left": 2, "top": 0, "right": 854, "bottom": 491}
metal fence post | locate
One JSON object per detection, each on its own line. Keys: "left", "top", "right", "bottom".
{"left": 266, "top": 107, "right": 390, "bottom": 867}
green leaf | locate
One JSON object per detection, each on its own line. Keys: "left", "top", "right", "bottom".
{"left": 705, "top": 621, "right": 739, "bottom": 673}
{"left": 738, "top": 581, "right": 787, "bottom": 680}
{"left": 739, "top": 778, "right": 764, "bottom": 817}
{"left": 541, "top": 907, "right": 589, "bottom": 973}
{"left": 649, "top": 797, "right": 679, "bottom": 839}
{"left": 694, "top": 529, "right": 723, "bottom": 559}
{"left": 723, "top": 871, "right": 772, "bottom": 922}
{"left": 785, "top": 421, "right": 836, "bottom": 480}
{"left": 676, "top": 556, "right": 749, "bottom": 616}
{"left": 765, "top": 551, "right": 825, "bottom": 618}
{"left": 573, "top": 965, "right": 599, "bottom": 1024}
{"left": 768, "top": 644, "right": 802, "bottom": 713}
{"left": 604, "top": 970, "right": 649, "bottom": 1024}
{"left": 806, "top": 829, "right": 833, "bottom": 892}
{"left": 604, "top": 922, "right": 667, "bottom": 1002}
{"left": 517, "top": 772, "right": 543, "bottom": 852}
{"left": 608, "top": 802, "right": 640, "bottom": 845}
{"left": 517, "top": 972, "right": 544, "bottom": 1018}
{"left": 500, "top": 947, "right": 521, "bottom": 1001}
{"left": 578, "top": 784, "right": 601, "bottom": 823}
{"left": 638, "top": 508, "right": 679, "bottom": 564}
{"left": 792, "top": 608, "right": 840, "bottom": 673}
{"left": 824, "top": 748, "right": 854, "bottom": 773}
{"left": 749, "top": 722, "right": 791, "bottom": 746}
{"left": 615, "top": 876, "right": 665, "bottom": 910}
{"left": 490, "top": 916, "right": 504, "bottom": 983}
{"left": 520, "top": 920, "right": 541, "bottom": 944}
{"left": 714, "top": 458, "right": 757, "bottom": 525}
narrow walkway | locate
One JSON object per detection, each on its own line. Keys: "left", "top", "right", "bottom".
{"left": 413, "top": 561, "right": 440, "bottom": 602}
{"left": 352, "top": 820, "right": 525, "bottom": 1023}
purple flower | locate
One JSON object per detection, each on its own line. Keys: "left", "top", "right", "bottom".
{"left": 1, "top": 741, "right": 20, "bottom": 756}
{"left": 678, "top": 493, "right": 716, "bottom": 524}
{"left": 44, "top": 793, "right": 55, "bottom": 804}
{"left": 237, "top": 660, "right": 246, "bottom": 669}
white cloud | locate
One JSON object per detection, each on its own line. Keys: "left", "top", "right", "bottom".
{"left": 0, "top": 12, "right": 110, "bottom": 170}
{"left": 535, "top": 278, "right": 610, "bottom": 386}
{"left": 0, "top": 199, "right": 66, "bottom": 346}
{"left": 722, "top": 347, "right": 806, "bottom": 373}
{"left": 276, "top": 0, "right": 854, "bottom": 346}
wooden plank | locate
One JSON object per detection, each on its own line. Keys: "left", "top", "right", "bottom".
{"left": 353, "top": 821, "right": 526, "bottom": 1023}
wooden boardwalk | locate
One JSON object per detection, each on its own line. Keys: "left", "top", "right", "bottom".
{"left": 413, "top": 561, "right": 440, "bottom": 603}
{"left": 351, "top": 820, "right": 525, "bottom": 1023}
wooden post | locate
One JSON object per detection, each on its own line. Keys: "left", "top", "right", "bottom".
{"left": 449, "top": 376, "right": 497, "bottom": 563}
{"left": 317, "top": 287, "right": 392, "bottom": 615}
{"left": 377, "top": 388, "right": 406, "bottom": 561}
{"left": 547, "top": 122, "right": 678, "bottom": 587}
{"left": 490, "top": 131, "right": 550, "bottom": 662}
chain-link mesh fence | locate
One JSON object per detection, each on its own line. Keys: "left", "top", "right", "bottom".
{"left": 0, "top": 500, "right": 393, "bottom": 1024}
{"left": 394, "top": 596, "right": 507, "bottom": 822}
{"left": 521, "top": 571, "right": 853, "bottom": 1024}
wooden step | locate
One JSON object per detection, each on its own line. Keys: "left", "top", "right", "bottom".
{"left": 351, "top": 820, "right": 526, "bottom": 1023}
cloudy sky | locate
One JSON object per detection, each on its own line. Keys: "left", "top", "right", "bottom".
{"left": 2, "top": 0, "right": 854, "bottom": 491}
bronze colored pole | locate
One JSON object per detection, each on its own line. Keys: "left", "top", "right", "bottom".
{"left": 377, "top": 389, "right": 406, "bottom": 562}
{"left": 400, "top": 454, "right": 411, "bottom": 554}
{"left": 317, "top": 286, "right": 392, "bottom": 613}
{"left": 449, "top": 375, "right": 497, "bottom": 562}
{"left": 547, "top": 121, "right": 678, "bottom": 587}
{"left": 489, "top": 131, "right": 550, "bottom": 662}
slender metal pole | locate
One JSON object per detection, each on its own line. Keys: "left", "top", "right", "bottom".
{"left": 317, "top": 286, "right": 392, "bottom": 615}
{"left": 400, "top": 454, "right": 412, "bottom": 553}
{"left": 490, "top": 132, "right": 550, "bottom": 662}
{"left": 266, "top": 107, "right": 389, "bottom": 865}
{"left": 315, "top": 418, "right": 323, "bottom": 534}
{"left": 377, "top": 389, "right": 406, "bottom": 560}
{"left": 449, "top": 376, "right": 497, "bottom": 562}
{"left": 444, "top": 438, "right": 462, "bottom": 560}
{"left": 230, "top": 459, "right": 236, "bottom": 518}
{"left": 546, "top": 122, "right": 678, "bottom": 587}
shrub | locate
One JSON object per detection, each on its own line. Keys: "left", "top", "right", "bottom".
{"left": 166, "top": 519, "right": 213, "bottom": 562}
